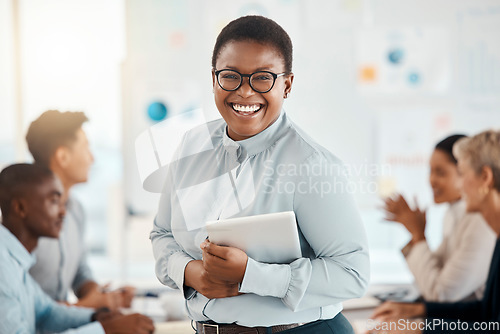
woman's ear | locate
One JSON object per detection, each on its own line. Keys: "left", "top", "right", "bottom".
{"left": 283, "top": 73, "right": 294, "bottom": 98}
{"left": 482, "top": 165, "right": 494, "bottom": 190}
{"left": 211, "top": 69, "right": 217, "bottom": 93}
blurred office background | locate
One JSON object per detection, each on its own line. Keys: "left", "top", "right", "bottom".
{"left": 0, "top": 0, "right": 499, "bottom": 289}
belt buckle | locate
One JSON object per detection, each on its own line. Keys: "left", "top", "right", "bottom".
{"left": 202, "top": 323, "right": 219, "bottom": 334}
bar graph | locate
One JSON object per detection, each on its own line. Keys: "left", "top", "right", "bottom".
{"left": 464, "top": 39, "right": 500, "bottom": 95}
{"left": 458, "top": 7, "right": 500, "bottom": 96}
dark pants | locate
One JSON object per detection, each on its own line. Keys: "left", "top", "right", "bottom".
{"left": 279, "top": 313, "right": 354, "bottom": 334}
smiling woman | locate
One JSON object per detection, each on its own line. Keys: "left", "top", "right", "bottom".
{"left": 383, "top": 134, "right": 496, "bottom": 302}
{"left": 370, "top": 130, "right": 500, "bottom": 334}
{"left": 212, "top": 40, "right": 293, "bottom": 141}
{"left": 151, "top": 16, "right": 370, "bottom": 334}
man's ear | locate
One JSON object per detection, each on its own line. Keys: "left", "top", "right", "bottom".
{"left": 11, "top": 198, "right": 28, "bottom": 219}
{"left": 53, "top": 146, "right": 70, "bottom": 169}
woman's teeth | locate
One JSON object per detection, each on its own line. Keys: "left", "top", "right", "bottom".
{"left": 232, "top": 103, "right": 262, "bottom": 114}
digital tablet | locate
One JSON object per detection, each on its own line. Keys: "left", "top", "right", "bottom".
{"left": 206, "top": 211, "right": 301, "bottom": 264}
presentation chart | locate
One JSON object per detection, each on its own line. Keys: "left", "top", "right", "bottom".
{"left": 457, "top": 7, "right": 500, "bottom": 96}
{"left": 356, "top": 27, "right": 451, "bottom": 96}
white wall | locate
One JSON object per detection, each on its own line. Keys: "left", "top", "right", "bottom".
{"left": 1, "top": 0, "right": 126, "bottom": 252}
{"left": 1, "top": 0, "right": 499, "bottom": 284}
{"left": 122, "top": 0, "right": 500, "bottom": 283}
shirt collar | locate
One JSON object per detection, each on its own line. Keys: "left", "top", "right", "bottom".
{"left": 449, "top": 199, "right": 466, "bottom": 212}
{"left": 222, "top": 110, "right": 290, "bottom": 158}
{"left": 0, "top": 224, "right": 36, "bottom": 271}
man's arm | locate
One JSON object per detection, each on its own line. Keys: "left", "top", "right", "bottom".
{"left": 33, "top": 276, "right": 105, "bottom": 334}
{"left": 75, "top": 280, "right": 99, "bottom": 299}
{"left": 74, "top": 281, "right": 124, "bottom": 310}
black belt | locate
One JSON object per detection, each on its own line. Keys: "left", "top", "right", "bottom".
{"left": 195, "top": 321, "right": 301, "bottom": 334}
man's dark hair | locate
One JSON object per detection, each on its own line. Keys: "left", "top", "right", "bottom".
{"left": 211, "top": 15, "right": 293, "bottom": 73}
{"left": 0, "top": 163, "right": 54, "bottom": 219}
{"left": 26, "top": 110, "right": 89, "bottom": 167}
{"left": 435, "top": 134, "right": 467, "bottom": 165}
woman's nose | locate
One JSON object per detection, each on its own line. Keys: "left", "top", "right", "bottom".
{"left": 237, "top": 78, "right": 255, "bottom": 98}
{"left": 429, "top": 173, "right": 437, "bottom": 187}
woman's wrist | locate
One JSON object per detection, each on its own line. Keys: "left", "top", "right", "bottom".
{"left": 411, "top": 234, "right": 426, "bottom": 245}
{"left": 184, "top": 260, "right": 202, "bottom": 289}
{"left": 413, "top": 303, "right": 427, "bottom": 318}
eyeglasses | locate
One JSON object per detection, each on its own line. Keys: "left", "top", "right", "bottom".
{"left": 214, "top": 69, "right": 286, "bottom": 93}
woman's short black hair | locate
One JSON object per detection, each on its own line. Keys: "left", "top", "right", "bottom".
{"left": 211, "top": 15, "right": 293, "bottom": 73}
{"left": 435, "top": 134, "right": 467, "bottom": 164}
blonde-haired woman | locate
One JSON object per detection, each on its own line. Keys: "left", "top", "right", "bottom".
{"left": 371, "top": 130, "right": 500, "bottom": 334}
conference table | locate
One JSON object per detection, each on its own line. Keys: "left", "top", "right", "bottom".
{"left": 153, "top": 321, "right": 194, "bottom": 334}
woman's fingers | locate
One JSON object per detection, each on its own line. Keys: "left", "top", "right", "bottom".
{"left": 371, "top": 301, "right": 398, "bottom": 320}
{"left": 201, "top": 241, "right": 248, "bottom": 283}
{"left": 396, "top": 194, "right": 411, "bottom": 210}
{"left": 202, "top": 240, "right": 229, "bottom": 259}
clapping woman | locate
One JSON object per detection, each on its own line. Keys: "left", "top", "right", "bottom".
{"left": 383, "top": 135, "right": 496, "bottom": 302}
{"left": 372, "top": 130, "right": 500, "bottom": 334}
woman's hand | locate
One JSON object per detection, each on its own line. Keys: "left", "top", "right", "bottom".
{"left": 201, "top": 240, "right": 248, "bottom": 283}
{"left": 383, "top": 194, "right": 426, "bottom": 243}
{"left": 184, "top": 260, "right": 240, "bottom": 299}
{"left": 368, "top": 302, "right": 426, "bottom": 334}
{"left": 371, "top": 301, "right": 426, "bottom": 323}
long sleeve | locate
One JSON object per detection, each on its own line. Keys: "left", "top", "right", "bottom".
{"left": 423, "top": 239, "right": 500, "bottom": 333}
{"left": 405, "top": 213, "right": 495, "bottom": 302}
{"left": 71, "top": 200, "right": 95, "bottom": 293}
{"left": 34, "top": 276, "right": 104, "bottom": 334}
{"left": 239, "top": 152, "right": 370, "bottom": 312}
{"left": 0, "top": 285, "right": 33, "bottom": 334}
{"left": 424, "top": 301, "right": 490, "bottom": 333}
{"left": 150, "top": 168, "right": 195, "bottom": 293}
{"left": 149, "top": 113, "right": 371, "bottom": 326}
{"left": 72, "top": 254, "right": 94, "bottom": 295}
{"left": 426, "top": 301, "right": 483, "bottom": 321}
{"left": 0, "top": 276, "right": 104, "bottom": 334}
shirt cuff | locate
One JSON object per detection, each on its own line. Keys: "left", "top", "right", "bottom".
{"left": 404, "top": 240, "right": 428, "bottom": 264}
{"left": 73, "top": 307, "right": 96, "bottom": 325}
{"left": 183, "top": 286, "right": 197, "bottom": 300}
{"left": 238, "top": 257, "right": 291, "bottom": 298}
{"left": 401, "top": 240, "right": 413, "bottom": 257}
{"left": 167, "top": 252, "right": 195, "bottom": 292}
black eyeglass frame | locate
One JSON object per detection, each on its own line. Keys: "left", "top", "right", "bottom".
{"left": 214, "top": 69, "right": 287, "bottom": 93}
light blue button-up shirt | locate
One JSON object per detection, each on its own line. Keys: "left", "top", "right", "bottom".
{"left": 30, "top": 197, "right": 94, "bottom": 302}
{"left": 151, "top": 111, "right": 370, "bottom": 327}
{"left": 0, "top": 224, "right": 104, "bottom": 334}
